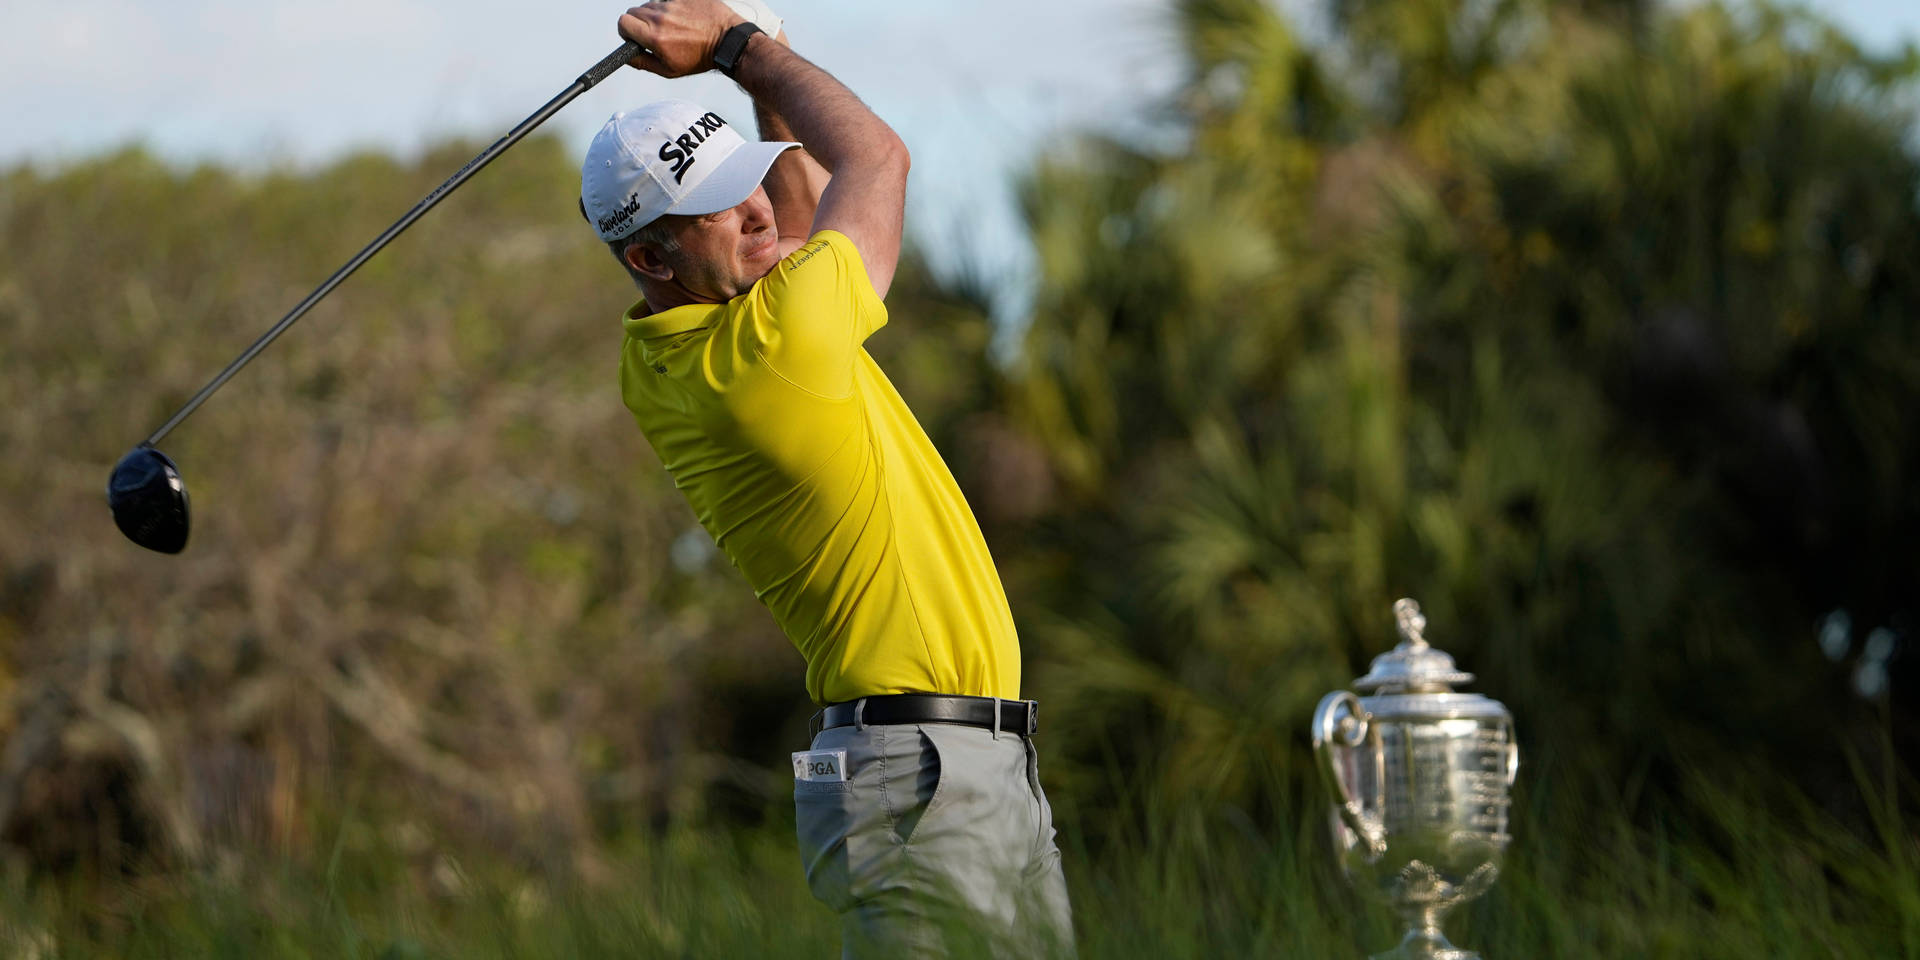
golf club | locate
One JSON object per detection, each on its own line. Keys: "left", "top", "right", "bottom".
{"left": 108, "top": 39, "right": 643, "bottom": 554}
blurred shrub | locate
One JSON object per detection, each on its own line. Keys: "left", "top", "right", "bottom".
{"left": 1009, "top": 0, "right": 1919, "bottom": 863}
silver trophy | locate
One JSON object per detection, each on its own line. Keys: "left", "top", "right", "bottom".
{"left": 1311, "top": 599, "right": 1519, "bottom": 960}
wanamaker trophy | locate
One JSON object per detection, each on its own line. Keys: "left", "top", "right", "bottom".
{"left": 1311, "top": 599, "right": 1519, "bottom": 960}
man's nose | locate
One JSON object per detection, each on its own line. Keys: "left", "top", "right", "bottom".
{"left": 740, "top": 198, "right": 772, "bottom": 230}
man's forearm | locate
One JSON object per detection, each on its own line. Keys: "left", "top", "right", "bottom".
{"left": 753, "top": 97, "right": 800, "bottom": 149}
{"left": 728, "top": 28, "right": 907, "bottom": 295}
{"left": 755, "top": 97, "right": 829, "bottom": 241}
{"left": 732, "top": 35, "right": 905, "bottom": 176}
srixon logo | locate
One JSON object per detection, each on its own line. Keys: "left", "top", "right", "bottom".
{"left": 657, "top": 112, "right": 728, "bottom": 184}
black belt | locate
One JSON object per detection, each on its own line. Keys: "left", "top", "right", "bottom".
{"left": 814, "top": 694, "right": 1039, "bottom": 737}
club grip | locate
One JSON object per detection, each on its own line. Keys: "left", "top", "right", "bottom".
{"left": 580, "top": 40, "right": 644, "bottom": 88}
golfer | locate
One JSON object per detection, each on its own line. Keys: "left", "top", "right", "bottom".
{"left": 579, "top": 1, "right": 1072, "bottom": 955}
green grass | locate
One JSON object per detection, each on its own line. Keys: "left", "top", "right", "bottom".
{"left": 3, "top": 753, "right": 1910, "bottom": 960}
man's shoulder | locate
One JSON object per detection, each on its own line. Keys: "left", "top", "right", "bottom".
{"left": 778, "top": 230, "right": 859, "bottom": 276}
{"left": 762, "top": 230, "right": 881, "bottom": 317}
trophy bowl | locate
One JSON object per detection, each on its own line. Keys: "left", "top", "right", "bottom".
{"left": 1312, "top": 600, "right": 1518, "bottom": 960}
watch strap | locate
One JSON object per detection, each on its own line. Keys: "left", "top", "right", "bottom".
{"left": 713, "top": 22, "right": 764, "bottom": 78}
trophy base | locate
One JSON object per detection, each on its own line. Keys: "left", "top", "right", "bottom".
{"left": 1368, "top": 928, "right": 1480, "bottom": 960}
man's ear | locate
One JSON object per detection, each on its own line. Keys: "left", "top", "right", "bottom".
{"left": 626, "top": 242, "right": 674, "bottom": 283}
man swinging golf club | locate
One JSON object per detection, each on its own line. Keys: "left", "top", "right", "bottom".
{"left": 581, "top": 1, "right": 1073, "bottom": 955}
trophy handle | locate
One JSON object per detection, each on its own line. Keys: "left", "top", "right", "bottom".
{"left": 1312, "top": 691, "right": 1387, "bottom": 859}
{"left": 1504, "top": 718, "right": 1520, "bottom": 787}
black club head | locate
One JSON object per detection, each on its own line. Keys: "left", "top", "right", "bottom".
{"left": 108, "top": 446, "right": 190, "bottom": 554}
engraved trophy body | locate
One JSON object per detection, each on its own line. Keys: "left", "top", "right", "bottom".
{"left": 1312, "top": 600, "right": 1519, "bottom": 960}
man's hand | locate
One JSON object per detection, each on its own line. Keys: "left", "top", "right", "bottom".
{"left": 618, "top": 0, "right": 746, "bottom": 78}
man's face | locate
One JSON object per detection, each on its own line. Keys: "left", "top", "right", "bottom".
{"left": 653, "top": 186, "right": 780, "bottom": 301}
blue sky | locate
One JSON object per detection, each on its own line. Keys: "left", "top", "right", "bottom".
{"left": 0, "top": 0, "right": 1180, "bottom": 311}
{"left": 1, "top": 1, "right": 1913, "bottom": 313}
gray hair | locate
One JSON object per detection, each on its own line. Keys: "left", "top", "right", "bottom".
{"left": 607, "top": 219, "right": 681, "bottom": 286}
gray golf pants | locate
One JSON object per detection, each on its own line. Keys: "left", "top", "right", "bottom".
{"left": 794, "top": 721, "right": 1074, "bottom": 958}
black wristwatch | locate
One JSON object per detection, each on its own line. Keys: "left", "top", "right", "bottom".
{"left": 713, "top": 22, "right": 764, "bottom": 78}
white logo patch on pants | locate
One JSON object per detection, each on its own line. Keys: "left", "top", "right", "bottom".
{"left": 792, "top": 749, "right": 848, "bottom": 782}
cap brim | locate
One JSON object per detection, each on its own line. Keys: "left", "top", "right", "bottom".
{"left": 663, "top": 140, "right": 801, "bottom": 218}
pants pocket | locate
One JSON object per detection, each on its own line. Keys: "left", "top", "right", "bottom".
{"left": 795, "top": 779, "right": 855, "bottom": 913}
{"left": 1025, "top": 738, "right": 1058, "bottom": 857}
{"left": 892, "top": 726, "right": 946, "bottom": 845}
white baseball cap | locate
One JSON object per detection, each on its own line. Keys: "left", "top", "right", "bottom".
{"left": 581, "top": 99, "right": 798, "bottom": 243}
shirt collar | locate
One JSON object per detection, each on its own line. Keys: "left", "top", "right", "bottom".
{"left": 622, "top": 299, "right": 722, "bottom": 341}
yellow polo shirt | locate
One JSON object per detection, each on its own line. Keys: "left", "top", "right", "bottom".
{"left": 618, "top": 230, "right": 1020, "bottom": 705}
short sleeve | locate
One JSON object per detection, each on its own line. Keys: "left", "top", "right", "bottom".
{"left": 746, "top": 230, "right": 889, "bottom": 399}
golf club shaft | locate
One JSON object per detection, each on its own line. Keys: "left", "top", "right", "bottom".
{"left": 143, "top": 40, "right": 643, "bottom": 448}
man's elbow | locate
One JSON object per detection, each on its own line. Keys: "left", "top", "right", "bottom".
{"left": 876, "top": 128, "right": 910, "bottom": 177}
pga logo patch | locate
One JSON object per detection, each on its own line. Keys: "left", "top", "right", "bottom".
{"left": 792, "top": 749, "right": 848, "bottom": 783}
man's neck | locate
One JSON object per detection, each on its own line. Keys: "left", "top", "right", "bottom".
{"left": 635, "top": 278, "right": 719, "bottom": 315}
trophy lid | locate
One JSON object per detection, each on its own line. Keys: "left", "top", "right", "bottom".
{"left": 1352, "top": 599, "right": 1477, "bottom": 694}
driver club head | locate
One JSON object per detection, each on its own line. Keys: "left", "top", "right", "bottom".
{"left": 108, "top": 445, "right": 191, "bottom": 554}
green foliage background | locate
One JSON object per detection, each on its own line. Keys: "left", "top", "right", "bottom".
{"left": 0, "top": 0, "right": 1915, "bottom": 956}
